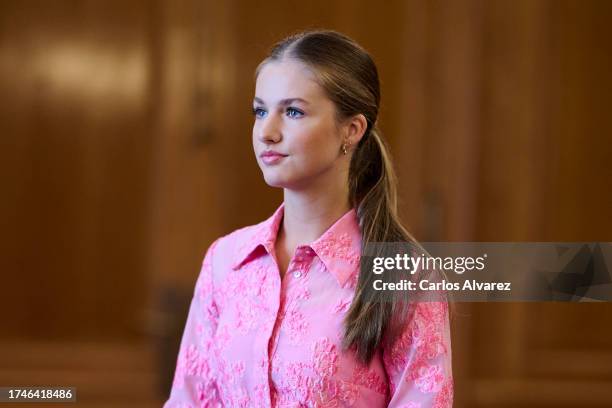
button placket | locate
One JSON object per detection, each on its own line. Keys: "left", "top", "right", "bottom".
{"left": 289, "top": 259, "right": 309, "bottom": 280}
{"left": 288, "top": 246, "right": 313, "bottom": 280}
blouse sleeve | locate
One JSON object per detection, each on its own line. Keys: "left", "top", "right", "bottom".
{"left": 382, "top": 301, "right": 454, "bottom": 408}
{"left": 163, "top": 239, "right": 222, "bottom": 408}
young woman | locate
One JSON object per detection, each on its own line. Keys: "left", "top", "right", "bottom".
{"left": 164, "top": 29, "right": 453, "bottom": 407}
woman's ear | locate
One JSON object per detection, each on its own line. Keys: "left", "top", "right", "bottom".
{"left": 345, "top": 113, "right": 368, "bottom": 147}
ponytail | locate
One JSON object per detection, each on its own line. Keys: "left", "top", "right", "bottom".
{"left": 343, "top": 125, "right": 423, "bottom": 364}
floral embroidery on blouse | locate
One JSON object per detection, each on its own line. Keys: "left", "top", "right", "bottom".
{"left": 332, "top": 296, "right": 353, "bottom": 314}
{"left": 164, "top": 202, "right": 453, "bottom": 407}
{"left": 351, "top": 364, "right": 387, "bottom": 395}
{"left": 314, "top": 231, "right": 360, "bottom": 267}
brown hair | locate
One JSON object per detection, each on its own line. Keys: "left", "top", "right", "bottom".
{"left": 255, "top": 29, "right": 447, "bottom": 364}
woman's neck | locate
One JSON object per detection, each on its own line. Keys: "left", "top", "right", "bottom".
{"left": 280, "top": 189, "right": 351, "bottom": 247}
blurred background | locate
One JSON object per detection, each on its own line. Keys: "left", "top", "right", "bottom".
{"left": 1, "top": 0, "right": 611, "bottom": 407}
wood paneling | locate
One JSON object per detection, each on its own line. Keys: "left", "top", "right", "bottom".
{"left": 0, "top": 340, "right": 160, "bottom": 407}
{"left": 0, "top": 1, "right": 153, "bottom": 340}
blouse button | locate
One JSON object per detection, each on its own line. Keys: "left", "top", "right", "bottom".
{"left": 293, "top": 271, "right": 302, "bottom": 278}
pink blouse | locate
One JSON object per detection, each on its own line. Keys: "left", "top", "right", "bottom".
{"left": 164, "top": 203, "right": 453, "bottom": 407}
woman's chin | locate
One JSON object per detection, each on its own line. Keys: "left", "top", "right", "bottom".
{"left": 262, "top": 174, "right": 290, "bottom": 188}
{"left": 262, "top": 173, "right": 306, "bottom": 190}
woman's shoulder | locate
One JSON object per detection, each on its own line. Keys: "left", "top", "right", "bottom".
{"left": 203, "top": 216, "right": 272, "bottom": 265}
{"left": 202, "top": 204, "right": 283, "bottom": 272}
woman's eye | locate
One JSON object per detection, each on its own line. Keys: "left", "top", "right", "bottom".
{"left": 286, "top": 107, "right": 304, "bottom": 118}
{"left": 252, "top": 107, "right": 266, "bottom": 118}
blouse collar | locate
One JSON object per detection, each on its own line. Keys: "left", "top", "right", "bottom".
{"left": 231, "top": 202, "right": 362, "bottom": 287}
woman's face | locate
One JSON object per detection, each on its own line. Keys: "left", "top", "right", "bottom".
{"left": 252, "top": 59, "right": 346, "bottom": 190}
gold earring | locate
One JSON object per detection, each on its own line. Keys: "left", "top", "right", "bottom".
{"left": 342, "top": 143, "right": 348, "bottom": 155}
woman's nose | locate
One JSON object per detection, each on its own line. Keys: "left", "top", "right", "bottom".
{"left": 258, "top": 114, "right": 282, "bottom": 144}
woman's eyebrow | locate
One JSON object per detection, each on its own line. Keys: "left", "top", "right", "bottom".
{"left": 253, "top": 97, "right": 310, "bottom": 106}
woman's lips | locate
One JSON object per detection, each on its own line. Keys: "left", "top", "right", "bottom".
{"left": 260, "top": 152, "right": 287, "bottom": 165}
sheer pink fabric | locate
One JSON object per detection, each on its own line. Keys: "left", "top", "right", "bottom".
{"left": 164, "top": 203, "right": 453, "bottom": 407}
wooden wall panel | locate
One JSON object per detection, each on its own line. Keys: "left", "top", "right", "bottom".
{"left": 147, "top": 0, "right": 230, "bottom": 290}
{"left": 0, "top": 0, "right": 153, "bottom": 340}
{"left": 394, "top": 0, "right": 612, "bottom": 406}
